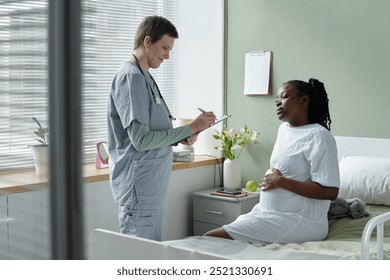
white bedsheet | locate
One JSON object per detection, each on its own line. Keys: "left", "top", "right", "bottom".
{"left": 163, "top": 205, "right": 390, "bottom": 260}
{"left": 164, "top": 236, "right": 345, "bottom": 260}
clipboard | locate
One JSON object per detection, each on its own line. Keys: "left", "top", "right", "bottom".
{"left": 244, "top": 51, "right": 272, "bottom": 96}
{"left": 196, "top": 114, "right": 231, "bottom": 133}
{"left": 175, "top": 114, "right": 231, "bottom": 144}
{"left": 210, "top": 114, "right": 231, "bottom": 128}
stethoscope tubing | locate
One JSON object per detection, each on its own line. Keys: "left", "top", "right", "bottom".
{"left": 132, "top": 54, "right": 175, "bottom": 120}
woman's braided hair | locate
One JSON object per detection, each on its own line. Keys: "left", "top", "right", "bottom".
{"left": 286, "top": 78, "right": 332, "bottom": 131}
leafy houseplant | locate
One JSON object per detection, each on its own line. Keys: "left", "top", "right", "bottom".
{"left": 30, "top": 117, "right": 49, "bottom": 176}
{"left": 32, "top": 117, "right": 49, "bottom": 145}
{"left": 213, "top": 124, "right": 260, "bottom": 160}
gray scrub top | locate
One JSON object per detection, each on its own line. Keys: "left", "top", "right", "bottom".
{"left": 107, "top": 61, "right": 176, "bottom": 206}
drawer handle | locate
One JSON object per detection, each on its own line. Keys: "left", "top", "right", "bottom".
{"left": 204, "top": 210, "right": 223, "bottom": 215}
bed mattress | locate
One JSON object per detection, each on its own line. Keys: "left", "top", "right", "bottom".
{"left": 164, "top": 205, "right": 390, "bottom": 260}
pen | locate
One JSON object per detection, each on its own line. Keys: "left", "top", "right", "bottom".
{"left": 197, "top": 107, "right": 206, "bottom": 113}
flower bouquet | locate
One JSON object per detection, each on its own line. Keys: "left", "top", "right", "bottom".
{"left": 213, "top": 124, "right": 260, "bottom": 160}
{"left": 213, "top": 124, "right": 260, "bottom": 190}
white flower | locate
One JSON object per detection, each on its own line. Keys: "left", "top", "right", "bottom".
{"left": 251, "top": 131, "right": 258, "bottom": 141}
{"left": 213, "top": 124, "right": 260, "bottom": 160}
{"left": 231, "top": 144, "right": 240, "bottom": 151}
{"left": 226, "top": 128, "right": 235, "bottom": 138}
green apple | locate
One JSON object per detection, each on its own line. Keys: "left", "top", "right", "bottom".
{"left": 246, "top": 180, "right": 258, "bottom": 192}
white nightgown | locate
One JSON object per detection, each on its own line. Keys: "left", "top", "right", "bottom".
{"left": 223, "top": 123, "right": 340, "bottom": 244}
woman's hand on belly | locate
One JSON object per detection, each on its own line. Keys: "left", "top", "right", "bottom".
{"left": 261, "top": 168, "right": 283, "bottom": 191}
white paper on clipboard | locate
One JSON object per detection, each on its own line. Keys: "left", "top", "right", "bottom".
{"left": 244, "top": 51, "right": 271, "bottom": 95}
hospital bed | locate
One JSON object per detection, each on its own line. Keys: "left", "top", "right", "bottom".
{"left": 88, "top": 136, "right": 390, "bottom": 260}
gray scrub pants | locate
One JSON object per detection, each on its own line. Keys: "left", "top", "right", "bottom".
{"left": 118, "top": 183, "right": 167, "bottom": 241}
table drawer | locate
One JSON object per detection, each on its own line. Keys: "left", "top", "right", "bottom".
{"left": 193, "top": 196, "right": 241, "bottom": 225}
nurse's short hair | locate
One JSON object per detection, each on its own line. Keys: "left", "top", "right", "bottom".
{"left": 133, "top": 16, "right": 178, "bottom": 49}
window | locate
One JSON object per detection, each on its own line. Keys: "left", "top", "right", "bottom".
{"left": 81, "top": 0, "right": 177, "bottom": 161}
{"left": 0, "top": 0, "right": 177, "bottom": 170}
{"left": 0, "top": 1, "right": 48, "bottom": 170}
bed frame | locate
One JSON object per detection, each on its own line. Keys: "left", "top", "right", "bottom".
{"left": 335, "top": 136, "right": 390, "bottom": 260}
{"left": 88, "top": 136, "right": 390, "bottom": 260}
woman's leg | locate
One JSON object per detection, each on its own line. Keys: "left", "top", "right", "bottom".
{"left": 203, "top": 227, "right": 232, "bottom": 239}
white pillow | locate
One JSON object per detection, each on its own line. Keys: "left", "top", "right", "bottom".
{"left": 338, "top": 155, "right": 390, "bottom": 205}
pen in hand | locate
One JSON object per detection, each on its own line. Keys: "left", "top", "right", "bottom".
{"left": 197, "top": 107, "right": 206, "bottom": 113}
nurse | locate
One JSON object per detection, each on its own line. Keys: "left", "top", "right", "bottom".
{"left": 107, "top": 16, "right": 216, "bottom": 241}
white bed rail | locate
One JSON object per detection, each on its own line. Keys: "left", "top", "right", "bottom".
{"left": 361, "top": 211, "right": 390, "bottom": 260}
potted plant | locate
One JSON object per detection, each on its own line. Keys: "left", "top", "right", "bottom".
{"left": 30, "top": 117, "right": 49, "bottom": 176}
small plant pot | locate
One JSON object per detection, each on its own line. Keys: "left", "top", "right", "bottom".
{"left": 31, "top": 145, "right": 49, "bottom": 176}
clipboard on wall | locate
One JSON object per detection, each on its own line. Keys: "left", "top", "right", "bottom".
{"left": 244, "top": 51, "right": 272, "bottom": 96}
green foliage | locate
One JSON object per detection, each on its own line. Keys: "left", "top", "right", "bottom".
{"left": 213, "top": 124, "right": 260, "bottom": 160}
{"left": 32, "top": 117, "right": 49, "bottom": 145}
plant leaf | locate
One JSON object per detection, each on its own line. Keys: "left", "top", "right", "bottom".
{"left": 32, "top": 117, "right": 43, "bottom": 128}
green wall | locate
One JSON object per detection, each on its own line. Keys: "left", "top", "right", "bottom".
{"left": 226, "top": 0, "right": 390, "bottom": 183}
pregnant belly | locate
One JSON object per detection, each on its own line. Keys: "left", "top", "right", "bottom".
{"left": 259, "top": 188, "right": 304, "bottom": 213}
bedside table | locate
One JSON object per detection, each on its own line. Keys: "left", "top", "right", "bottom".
{"left": 193, "top": 188, "right": 259, "bottom": 236}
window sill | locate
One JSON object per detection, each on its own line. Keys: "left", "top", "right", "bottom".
{"left": 0, "top": 156, "right": 222, "bottom": 196}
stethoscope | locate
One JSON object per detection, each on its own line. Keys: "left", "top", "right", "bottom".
{"left": 132, "top": 54, "right": 175, "bottom": 121}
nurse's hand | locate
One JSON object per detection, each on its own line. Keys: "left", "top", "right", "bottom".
{"left": 180, "top": 133, "right": 198, "bottom": 146}
{"left": 189, "top": 112, "right": 216, "bottom": 134}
